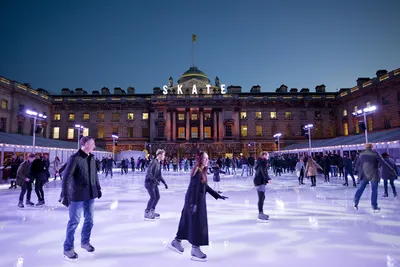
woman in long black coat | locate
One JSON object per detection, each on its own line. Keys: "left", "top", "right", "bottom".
{"left": 169, "top": 151, "right": 228, "bottom": 261}
{"left": 380, "top": 153, "right": 398, "bottom": 198}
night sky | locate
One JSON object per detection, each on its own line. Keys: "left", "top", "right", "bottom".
{"left": 0, "top": 0, "right": 399, "bottom": 94}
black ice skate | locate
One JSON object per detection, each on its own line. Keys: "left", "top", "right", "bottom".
{"left": 81, "top": 243, "right": 95, "bottom": 252}
{"left": 18, "top": 201, "right": 24, "bottom": 208}
{"left": 26, "top": 200, "right": 34, "bottom": 206}
{"left": 191, "top": 246, "right": 207, "bottom": 262}
{"left": 257, "top": 213, "right": 269, "bottom": 223}
{"left": 169, "top": 239, "right": 184, "bottom": 254}
{"left": 35, "top": 200, "right": 45, "bottom": 207}
{"left": 64, "top": 249, "right": 78, "bottom": 262}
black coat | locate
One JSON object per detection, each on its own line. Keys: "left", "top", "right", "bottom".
{"left": 176, "top": 168, "right": 221, "bottom": 246}
{"left": 62, "top": 150, "right": 101, "bottom": 201}
{"left": 253, "top": 158, "right": 270, "bottom": 186}
{"left": 29, "top": 158, "right": 48, "bottom": 182}
{"left": 212, "top": 166, "right": 224, "bottom": 182}
{"left": 380, "top": 157, "right": 398, "bottom": 180}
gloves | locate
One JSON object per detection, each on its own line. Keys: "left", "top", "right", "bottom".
{"left": 190, "top": 204, "right": 197, "bottom": 215}
{"left": 164, "top": 183, "right": 168, "bottom": 189}
{"left": 219, "top": 195, "right": 228, "bottom": 200}
{"left": 61, "top": 197, "right": 70, "bottom": 208}
{"left": 98, "top": 190, "right": 102, "bottom": 199}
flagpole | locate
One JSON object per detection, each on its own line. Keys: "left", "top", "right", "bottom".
{"left": 191, "top": 37, "right": 194, "bottom": 67}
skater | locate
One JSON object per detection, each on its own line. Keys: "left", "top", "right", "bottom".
{"left": 380, "top": 153, "right": 398, "bottom": 199}
{"left": 29, "top": 154, "right": 48, "bottom": 206}
{"left": 305, "top": 157, "right": 323, "bottom": 187}
{"left": 211, "top": 162, "right": 225, "bottom": 193}
{"left": 254, "top": 151, "right": 272, "bottom": 222}
{"left": 169, "top": 151, "right": 228, "bottom": 261}
{"left": 295, "top": 157, "right": 305, "bottom": 185}
{"left": 144, "top": 149, "right": 168, "bottom": 220}
{"left": 61, "top": 136, "right": 102, "bottom": 261}
{"left": 353, "top": 144, "right": 396, "bottom": 212}
{"left": 52, "top": 156, "right": 61, "bottom": 180}
{"left": 105, "top": 155, "right": 115, "bottom": 178}
{"left": 343, "top": 154, "right": 356, "bottom": 187}
{"left": 16, "top": 153, "right": 36, "bottom": 208}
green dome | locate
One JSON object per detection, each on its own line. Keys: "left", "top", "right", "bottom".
{"left": 178, "top": 67, "right": 211, "bottom": 84}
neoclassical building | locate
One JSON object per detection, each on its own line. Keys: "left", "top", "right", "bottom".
{"left": 1, "top": 66, "right": 399, "bottom": 158}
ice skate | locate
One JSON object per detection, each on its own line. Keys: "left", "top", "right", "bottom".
{"left": 18, "top": 201, "right": 24, "bottom": 209}
{"left": 169, "top": 239, "right": 184, "bottom": 254}
{"left": 64, "top": 249, "right": 78, "bottom": 262}
{"left": 353, "top": 203, "right": 358, "bottom": 210}
{"left": 144, "top": 210, "right": 156, "bottom": 221}
{"left": 190, "top": 246, "right": 207, "bottom": 262}
{"left": 372, "top": 207, "right": 381, "bottom": 213}
{"left": 257, "top": 213, "right": 269, "bottom": 223}
{"left": 150, "top": 210, "right": 160, "bottom": 219}
{"left": 81, "top": 243, "right": 95, "bottom": 252}
{"left": 26, "top": 200, "right": 34, "bottom": 207}
{"left": 35, "top": 200, "right": 45, "bottom": 207}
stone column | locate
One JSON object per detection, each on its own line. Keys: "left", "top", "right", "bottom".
{"left": 200, "top": 108, "right": 204, "bottom": 140}
{"left": 218, "top": 110, "right": 224, "bottom": 141}
{"left": 172, "top": 110, "right": 176, "bottom": 141}
{"left": 149, "top": 109, "right": 156, "bottom": 142}
{"left": 186, "top": 108, "right": 190, "bottom": 141}
{"left": 166, "top": 111, "right": 171, "bottom": 142}
{"left": 213, "top": 110, "right": 218, "bottom": 142}
{"left": 235, "top": 109, "right": 240, "bottom": 140}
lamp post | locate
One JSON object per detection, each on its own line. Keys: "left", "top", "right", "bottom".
{"left": 352, "top": 105, "right": 377, "bottom": 144}
{"left": 273, "top": 133, "right": 282, "bottom": 152}
{"left": 112, "top": 134, "right": 118, "bottom": 160}
{"left": 75, "top": 124, "right": 85, "bottom": 150}
{"left": 25, "top": 109, "right": 47, "bottom": 153}
{"left": 304, "top": 124, "right": 314, "bottom": 155}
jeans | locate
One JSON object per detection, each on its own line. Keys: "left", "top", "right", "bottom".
{"left": 145, "top": 183, "right": 160, "bottom": 212}
{"left": 19, "top": 182, "right": 32, "bottom": 202}
{"left": 105, "top": 167, "right": 113, "bottom": 177}
{"left": 35, "top": 179, "right": 45, "bottom": 201}
{"left": 64, "top": 199, "right": 94, "bottom": 251}
{"left": 354, "top": 179, "right": 379, "bottom": 209}
{"left": 344, "top": 170, "right": 356, "bottom": 185}
{"left": 241, "top": 164, "right": 249, "bottom": 177}
{"left": 383, "top": 179, "right": 397, "bottom": 196}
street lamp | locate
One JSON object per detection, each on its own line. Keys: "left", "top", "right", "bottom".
{"left": 75, "top": 124, "right": 85, "bottom": 149}
{"left": 304, "top": 124, "right": 314, "bottom": 155}
{"left": 25, "top": 109, "right": 47, "bottom": 153}
{"left": 112, "top": 134, "right": 118, "bottom": 160}
{"left": 273, "top": 133, "right": 282, "bottom": 152}
{"left": 352, "top": 105, "right": 377, "bottom": 144}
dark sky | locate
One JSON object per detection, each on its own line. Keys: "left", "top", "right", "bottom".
{"left": 0, "top": 0, "right": 399, "bottom": 94}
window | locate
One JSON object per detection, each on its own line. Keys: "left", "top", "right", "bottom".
{"left": 112, "top": 127, "right": 118, "bottom": 135}
{"left": 54, "top": 113, "right": 61, "bottom": 121}
{"left": 178, "top": 114, "right": 185, "bottom": 120}
{"left": 97, "top": 126, "right": 104, "bottom": 138}
{"left": 285, "top": 111, "right": 292, "bottom": 119}
{"left": 191, "top": 113, "right": 198, "bottom": 120}
{"left": 256, "top": 125, "right": 262, "bottom": 136}
{"left": 204, "top": 126, "right": 211, "bottom": 138}
{"left": 240, "top": 112, "right": 247, "bottom": 119}
{"left": 158, "top": 112, "right": 164, "bottom": 119}
{"left": 343, "top": 122, "right": 349, "bottom": 136}
{"left": 367, "top": 117, "right": 373, "bottom": 131}
{"left": 300, "top": 111, "right": 307, "bottom": 120}
{"left": 83, "top": 128, "right": 89, "bottom": 137}
{"left": 83, "top": 113, "right": 90, "bottom": 121}
{"left": 225, "top": 125, "right": 232, "bottom": 137}
{"left": 127, "top": 113, "right": 134, "bottom": 120}
{"left": 366, "top": 101, "right": 371, "bottom": 108}
{"left": 53, "top": 127, "right": 60, "bottom": 139}
{"left": 68, "top": 113, "right": 75, "bottom": 121}
{"left": 18, "top": 121, "right": 23, "bottom": 134}
{"left": 67, "top": 128, "right": 74, "bottom": 139}
{"left": 354, "top": 118, "right": 360, "bottom": 134}
{"left": 112, "top": 113, "right": 119, "bottom": 121}
{"left": 204, "top": 113, "right": 211, "bottom": 120}
{"left": 142, "top": 113, "right": 149, "bottom": 120}
{"left": 270, "top": 112, "right": 277, "bottom": 119}
{"left": 142, "top": 128, "right": 149, "bottom": 138}
{"left": 315, "top": 111, "right": 321, "bottom": 118}
{"left": 97, "top": 112, "right": 104, "bottom": 121}
{"left": 191, "top": 127, "right": 198, "bottom": 138}
{"left": 354, "top": 106, "right": 358, "bottom": 113}
{"left": 384, "top": 114, "right": 391, "bottom": 129}
{"left": 158, "top": 125, "right": 165, "bottom": 138}
{"left": 127, "top": 127, "right": 133, "bottom": 138}
{"left": 18, "top": 104, "right": 25, "bottom": 112}
{"left": 1, "top": 100, "right": 8, "bottom": 109}
{"left": 343, "top": 110, "right": 347, "bottom": 116}
{"left": 241, "top": 126, "right": 248, "bottom": 137}
{"left": 256, "top": 112, "right": 262, "bottom": 119}
{"left": 0, "top": 118, "right": 6, "bottom": 132}
{"left": 178, "top": 127, "right": 185, "bottom": 138}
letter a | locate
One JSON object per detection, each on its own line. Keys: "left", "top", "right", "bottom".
{"left": 192, "top": 84, "right": 198, "bottom": 94}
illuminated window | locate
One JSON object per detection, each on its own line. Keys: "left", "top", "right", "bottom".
{"left": 83, "top": 113, "right": 90, "bottom": 121}
{"left": 354, "top": 106, "right": 358, "bottom": 113}
{"left": 204, "top": 126, "right": 211, "bottom": 138}
{"left": 113, "top": 113, "right": 119, "bottom": 121}
{"left": 241, "top": 126, "right": 248, "bottom": 137}
{"left": 83, "top": 128, "right": 89, "bottom": 136}
{"left": 127, "top": 127, "right": 133, "bottom": 138}
{"left": 343, "top": 122, "right": 349, "bottom": 136}
{"left": 256, "top": 112, "right": 262, "bottom": 119}
{"left": 204, "top": 113, "right": 211, "bottom": 120}
{"left": 53, "top": 127, "right": 60, "bottom": 139}
{"left": 54, "top": 113, "right": 61, "bottom": 121}
{"left": 1, "top": 100, "right": 7, "bottom": 109}
{"left": 225, "top": 125, "right": 232, "bottom": 137}
{"left": 127, "top": 113, "right": 134, "bottom": 120}
{"left": 97, "top": 113, "right": 104, "bottom": 121}
{"left": 67, "top": 128, "right": 74, "bottom": 139}
{"left": 270, "top": 112, "right": 277, "bottom": 119}
{"left": 191, "top": 127, "right": 198, "bottom": 138}
{"left": 68, "top": 113, "right": 75, "bottom": 121}
{"left": 240, "top": 112, "right": 247, "bottom": 119}
{"left": 367, "top": 117, "right": 373, "bottom": 131}
{"left": 343, "top": 110, "right": 347, "bottom": 116}
{"left": 256, "top": 126, "right": 262, "bottom": 136}
{"left": 97, "top": 126, "right": 104, "bottom": 138}
{"left": 178, "top": 127, "right": 185, "bottom": 138}
{"left": 112, "top": 127, "right": 118, "bottom": 135}
{"left": 366, "top": 102, "right": 371, "bottom": 108}
{"left": 178, "top": 114, "right": 185, "bottom": 120}
{"left": 355, "top": 119, "right": 360, "bottom": 134}
{"left": 142, "top": 113, "right": 149, "bottom": 120}
{"left": 285, "top": 111, "right": 292, "bottom": 119}
{"left": 191, "top": 113, "right": 198, "bottom": 120}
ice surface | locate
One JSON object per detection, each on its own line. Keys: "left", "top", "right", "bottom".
{"left": 0, "top": 170, "right": 399, "bottom": 267}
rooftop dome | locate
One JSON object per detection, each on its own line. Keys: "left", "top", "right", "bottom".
{"left": 178, "top": 66, "right": 210, "bottom": 84}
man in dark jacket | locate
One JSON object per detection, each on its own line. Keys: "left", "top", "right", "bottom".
{"left": 61, "top": 136, "right": 102, "bottom": 261}
{"left": 29, "top": 155, "right": 48, "bottom": 206}
{"left": 144, "top": 149, "right": 168, "bottom": 220}
{"left": 343, "top": 154, "right": 356, "bottom": 187}
{"left": 16, "top": 153, "right": 36, "bottom": 208}
{"left": 253, "top": 151, "right": 272, "bottom": 221}
{"left": 354, "top": 143, "right": 397, "bottom": 212}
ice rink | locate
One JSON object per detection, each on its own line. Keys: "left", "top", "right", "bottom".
{"left": 0, "top": 170, "right": 399, "bottom": 267}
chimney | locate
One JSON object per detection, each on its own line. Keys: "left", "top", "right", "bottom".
{"left": 300, "top": 88, "right": 310, "bottom": 93}
{"left": 113, "top": 87, "right": 122, "bottom": 95}
{"left": 290, "top": 88, "right": 298, "bottom": 93}
{"left": 127, "top": 87, "right": 135, "bottom": 94}
{"left": 356, "top": 77, "right": 370, "bottom": 86}
{"left": 92, "top": 90, "right": 100, "bottom": 95}
{"left": 376, "top": 69, "right": 388, "bottom": 78}
{"left": 153, "top": 87, "right": 162, "bottom": 94}
{"left": 315, "top": 84, "right": 326, "bottom": 93}
{"left": 75, "top": 88, "right": 84, "bottom": 95}
{"left": 61, "top": 88, "right": 71, "bottom": 95}
{"left": 101, "top": 87, "right": 110, "bottom": 95}
{"left": 250, "top": 85, "right": 261, "bottom": 93}
{"left": 276, "top": 84, "right": 288, "bottom": 93}
{"left": 227, "top": 85, "right": 242, "bottom": 94}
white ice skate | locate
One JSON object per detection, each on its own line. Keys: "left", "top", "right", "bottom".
{"left": 190, "top": 246, "right": 207, "bottom": 262}
{"left": 168, "top": 239, "right": 184, "bottom": 254}
{"left": 144, "top": 211, "right": 156, "bottom": 221}
{"left": 257, "top": 213, "right": 269, "bottom": 223}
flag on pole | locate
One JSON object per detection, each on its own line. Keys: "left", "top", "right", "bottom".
{"left": 192, "top": 34, "right": 197, "bottom": 42}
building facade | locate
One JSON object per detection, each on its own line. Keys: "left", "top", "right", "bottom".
{"left": 1, "top": 66, "right": 399, "bottom": 158}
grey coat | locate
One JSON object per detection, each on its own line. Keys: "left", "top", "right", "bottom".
{"left": 380, "top": 157, "right": 398, "bottom": 180}
{"left": 355, "top": 149, "right": 396, "bottom": 182}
